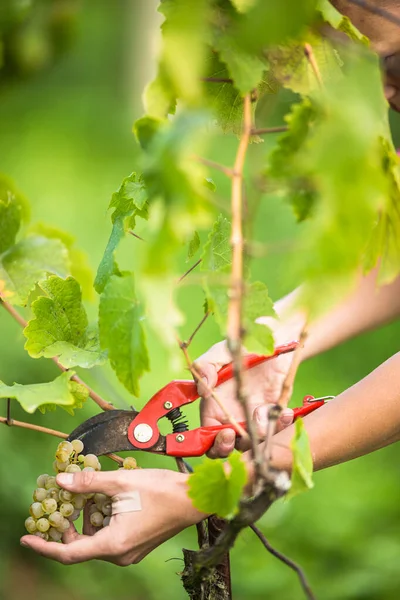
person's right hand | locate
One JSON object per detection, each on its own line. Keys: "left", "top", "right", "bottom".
{"left": 195, "top": 301, "right": 306, "bottom": 458}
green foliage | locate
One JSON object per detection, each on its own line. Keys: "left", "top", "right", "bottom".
{"left": 23, "top": 276, "right": 105, "bottom": 369}
{"left": 287, "top": 418, "right": 314, "bottom": 500}
{"left": 99, "top": 272, "right": 149, "bottom": 396}
{"left": 187, "top": 231, "right": 201, "bottom": 261}
{"left": 317, "top": 0, "right": 369, "bottom": 44}
{"left": 201, "top": 214, "right": 231, "bottom": 272}
{"left": 0, "top": 371, "right": 86, "bottom": 414}
{"left": 188, "top": 451, "right": 247, "bottom": 518}
{"left": 94, "top": 172, "right": 148, "bottom": 294}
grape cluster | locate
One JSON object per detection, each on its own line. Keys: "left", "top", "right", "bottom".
{"left": 25, "top": 439, "right": 137, "bottom": 541}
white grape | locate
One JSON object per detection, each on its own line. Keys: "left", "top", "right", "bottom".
{"left": 90, "top": 512, "right": 104, "bottom": 527}
{"left": 34, "top": 531, "right": 48, "bottom": 540}
{"left": 68, "top": 509, "right": 81, "bottom": 522}
{"left": 72, "top": 494, "right": 85, "bottom": 510}
{"left": 57, "top": 518, "right": 71, "bottom": 533}
{"left": 44, "top": 476, "right": 58, "bottom": 490}
{"left": 123, "top": 456, "right": 137, "bottom": 470}
{"left": 25, "top": 517, "right": 37, "bottom": 533}
{"left": 48, "top": 511, "right": 63, "bottom": 528}
{"left": 55, "top": 460, "right": 69, "bottom": 472}
{"left": 59, "top": 489, "right": 73, "bottom": 502}
{"left": 42, "top": 498, "right": 58, "bottom": 514}
{"left": 36, "top": 518, "right": 50, "bottom": 533}
{"left": 36, "top": 474, "right": 49, "bottom": 488}
{"left": 94, "top": 493, "right": 107, "bottom": 506}
{"left": 33, "top": 488, "right": 47, "bottom": 502}
{"left": 48, "top": 527, "right": 63, "bottom": 542}
{"left": 82, "top": 467, "right": 95, "bottom": 472}
{"left": 47, "top": 487, "right": 60, "bottom": 501}
{"left": 101, "top": 502, "right": 112, "bottom": 517}
{"left": 84, "top": 492, "right": 95, "bottom": 499}
{"left": 71, "top": 439, "right": 84, "bottom": 454}
{"left": 60, "top": 502, "right": 74, "bottom": 517}
{"left": 89, "top": 504, "right": 99, "bottom": 515}
{"left": 83, "top": 454, "right": 99, "bottom": 469}
{"left": 30, "top": 502, "right": 44, "bottom": 519}
{"left": 103, "top": 516, "right": 111, "bottom": 527}
{"left": 65, "top": 464, "right": 81, "bottom": 473}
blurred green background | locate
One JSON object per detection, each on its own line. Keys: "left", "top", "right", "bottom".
{"left": 1, "top": 2, "right": 400, "bottom": 599}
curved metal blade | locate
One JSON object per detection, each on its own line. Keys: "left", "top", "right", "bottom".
{"left": 67, "top": 410, "right": 166, "bottom": 456}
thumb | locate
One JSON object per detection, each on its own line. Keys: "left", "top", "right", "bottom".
{"left": 56, "top": 470, "right": 126, "bottom": 496}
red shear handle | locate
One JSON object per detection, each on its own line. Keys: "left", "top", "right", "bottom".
{"left": 166, "top": 396, "right": 325, "bottom": 457}
{"left": 215, "top": 341, "right": 299, "bottom": 387}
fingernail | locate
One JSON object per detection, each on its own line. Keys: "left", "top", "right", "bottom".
{"left": 57, "top": 473, "right": 74, "bottom": 485}
{"left": 221, "top": 431, "right": 232, "bottom": 444}
{"left": 20, "top": 540, "right": 28, "bottom": 547}
{"left": 281, "top": 409, "right": 293, "bottom": 425}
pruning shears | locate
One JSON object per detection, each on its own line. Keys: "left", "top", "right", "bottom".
{"left": 67, "top": 341, "right": 333, "bottom": 458}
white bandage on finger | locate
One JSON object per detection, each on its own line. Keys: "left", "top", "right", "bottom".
{"left": 111, "top": 491, "right": 142, "bottom": 515}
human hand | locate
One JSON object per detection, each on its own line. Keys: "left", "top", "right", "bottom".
{"left": 20, "top": 468, "right": 204, "bottom": 566}
{"left": 195, "top": 298, "right": 306, "bottom": 458}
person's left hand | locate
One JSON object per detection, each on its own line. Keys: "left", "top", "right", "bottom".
{"left": 20, "top": 468, "right": 205, "bottom": 566}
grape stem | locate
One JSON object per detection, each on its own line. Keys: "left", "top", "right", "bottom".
{"left": 304, "top": 43, "right": 324, "bottom": 88}
{"left": 0, "top": 297, "right": 116, "bottom": 412}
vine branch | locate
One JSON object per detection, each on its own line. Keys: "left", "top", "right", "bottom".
{"left": 251, "top": 126, "right": 288, "bottom": 135}
{"left": 304, "top": 44, "right": 323, "bottom": 87}
{"left": 250, "top": 525, "right": 316, "bottom": 600}
{"left": 193, "top": 156, "right": 235, "bottom": 178}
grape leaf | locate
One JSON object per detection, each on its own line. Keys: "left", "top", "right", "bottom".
{"left": 187, "top": 231, "right": 200, "bottom": 262}
{"left": 24, "top": 276, "right": 106, "bottom": 369}
{"left": 268, "top": 98, "right": 318, "bottom": 221}
{"left": 99, "top": 272, "right": 150, "bottom": 396}
{"left": 144, "top": 62, "right": 176, "bottom": 120}
{"left": 286, "top": 418, "right": 314, "bottom": 500}
{"left": 215, "top": 32, "right": 267, "bottom": 95}
{"left": 0, "top": 192, "right": 22, "bottom": 254}
{"left": 201, "top": 214, "right": 231, "bottom": 272}
{"left": 231, "top": 0, "right": 256, "bottom": 13}
{"left": 0, "top": 235, "right": 69, "bottom": 306}
{"left": 317, "top": 0, "right": 369, "bottom": 44}
{"left": 94, "top": 172, "right": 148, "bottom": 294}
{"left": 0, "top": 371, "right": 85, "bottom": 414}
{"left": 188, "top": 451, "right": 247, "bottom": 518}
{"left": 38, "top": 380, "right": 89, "bottom": 415}
{"left": 28, "top": 222, "right": 94, "bottom": 301}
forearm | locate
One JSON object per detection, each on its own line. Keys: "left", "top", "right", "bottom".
{"left": 273, "top": 268, "right": 400, "bottom": 360}
{"left": 265, "top": 352, "right": 400, "bottom": 473}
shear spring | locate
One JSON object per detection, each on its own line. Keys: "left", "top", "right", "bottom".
{"left": 166, "top": 407, "right": 189, "bottom": 434}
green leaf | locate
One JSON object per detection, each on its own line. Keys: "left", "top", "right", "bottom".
{"left": 215, "top": 33, "right": 266, "bottom": 95}
{"left": 286, "top": 418, "right": 314, "bottom": 500}
{"left": 0, "top": 235, "right": 69, "bottom": 305}
{"left": 187, "top": 231, "right": 200, "bottom": 262}
{"left": 231, "top": 0, "right": 257, "bottom": 13}
{"left": 0, "top": 174, "right": 30, "bottom": 254}
{"left": 317, "top": 0, "right": 369, "bottom": 44}
{"left": 23, "top": 276, "right": 106, "bottom": 369}
{"left": 144, "top": 63, "right": 177, "bottom": 120}
{"left": 201, "top": 214, "right": 231, "bottom": 272}
{"left": 94, "top": 172, "right": 148, "bottom": 294}
{"left": 0, "top": 371, "right": 85, "bottom": 414}
{"left": 99, "top": 272, "right": 150, "bottom": 396}
{"left": 244, "top": 281, "right": 275, "bottom": 353}
{"left": 38, "top": 380, "right": 89, "bottom": 415}
{"left": 268, "top": 98, "right": 318, "bottom": 221}
{"left": 188, "top": 452, "right": 247, "bottom": 518}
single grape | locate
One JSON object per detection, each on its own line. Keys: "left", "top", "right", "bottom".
{"left": 36, "top": 517, "right": 50, "bottom": 533}
{"left": 71, "top": 439, "right": 84, "bottom": 454}
{"left": 36, "top": 474, "right": 49, "bottom": 488}
{"left": 101, "top": 502, "right": 112, "bottom": 517}
{"left": 60, "top": 502, "right": 74, "bottom": 517}
{"left": 34, "top": 531, "right": 48, "bottom": 540}
{"left": 94, "top": 493, "right": 107, "bottom": 507}
{"left": 57, "top": 518, "right": 71, "bottom": 533}
{"left": 90, "top": 512, "right": 104, "bottom": 527}
{"left": 45, "top": 476, "right": 58, "bottom": 490}
{"left": 55, "top": 459, "right": 69, "bottom": 472}
{"left": 123, "top": 457, "right": 137, "bottom": 470}
{"left": 33, "top": 488, "right": 47, "bottom": 502}
{"left": 48, "top": 527, "right": 63, "bottom": 542}
{"left": 72, "top": 494, "right": 85, "bottom": 510}
{"left": 47, "top": 487, "right": 60, "bottom": 501}
{"left": 84, "top": 492, "right": 95, "bottom": 499}
{"left": 83, "top": 454, "right": 99, "bottom": 469}
{"left": 25, "top": 517, "right": 37, "bottom": 533}
{"left": 103, "top": 516, "right": 111, "bottom": 527}
{"left": 30, "top": 502, "right": 44, "bottom": 519}
{"left": 78, "top": 454, "right": 85, "bottom": 463}
{"left": 68, "top": 509, "right": 81, "bottom": 522}
{"left": 42, "top": 497, "right": 58, "bottom": 514}
{"left": 89, "top": 503, "right": 99, "bottom": 515}
{"left": 48, "top": 511, "right": 63, "bottom": 528}
{"left": 65, "top": 464, "right": 81, "bottom": 473}
{"left": 82, "top": 467, "right": 95, "bottom": 472}
{"left": 59, "top": 489, "right": 73, "bottom": 502}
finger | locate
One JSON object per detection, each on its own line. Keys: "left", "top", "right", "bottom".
{"left": 83, "top": 500, "right": 97, "bottom": 536}
{"left": 62, "top": 521, "right": 79, "bottom": 544}
{"left": 253, "top": 405, "right": 294, "bottom": 437}
{"left": 194, "top": 362, "right": 219, "bottom": 396}
{"left": 276, "top": 408, "right": 294, "bottom": 432}
{"left": 20, "top": 530, "right": 109, "bottom": 565}
{"left": 206, "top": 429, "right": 236, "bottom": 458}
{"left": 56, "top": 470, "right": 127, "bottom": 497}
